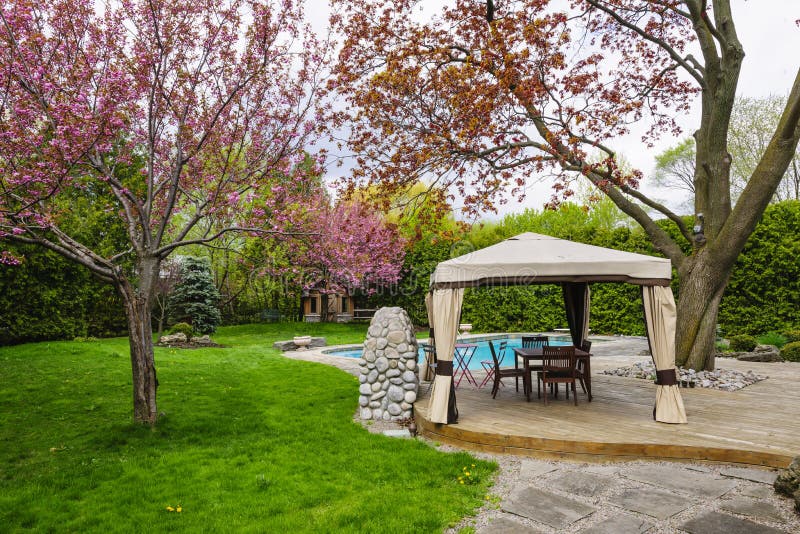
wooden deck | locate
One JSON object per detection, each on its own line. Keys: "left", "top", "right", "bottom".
{"left": 414, "top": 360, "right": 800, "bottom": 468}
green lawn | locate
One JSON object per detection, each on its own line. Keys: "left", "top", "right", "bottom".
{"left": 0, "top": 323, "right": 495, "bottom": 533}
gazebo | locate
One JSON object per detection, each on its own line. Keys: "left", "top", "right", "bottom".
{"left": 425, "top": 232, "right": 687, "bottom": 425}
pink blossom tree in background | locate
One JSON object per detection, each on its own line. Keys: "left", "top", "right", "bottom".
{"left": 303, "top": 199, "right": 405, "bottom": 307}
{"left": 0, "top": 0, "right": 332, "bottom": 424}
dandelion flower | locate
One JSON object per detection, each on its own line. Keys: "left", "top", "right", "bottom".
{"left": 166, "top": 506, "right": 174, "bottom": 512}
{"left": 459, "top": 480, "right": 465, "bottom": 484}
{"left": 465, "top": 472, "right": 470, "bottom": 476}
{"left": 177, "top": 506, "right": 182, "bottom": 513}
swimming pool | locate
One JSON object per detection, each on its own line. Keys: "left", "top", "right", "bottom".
{"left": 323, "top": 335, "right": 574, "bottom": 371}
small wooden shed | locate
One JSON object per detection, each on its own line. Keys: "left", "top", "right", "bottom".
{"left": 301, "top": 288, "right": 354, "bottom": 323}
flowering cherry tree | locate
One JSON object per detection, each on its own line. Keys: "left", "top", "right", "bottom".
{"left": 332, "top": 0, "right": 800, "bottom": 370}
{"left": 0, "top": 0, "right": 332, "bottom": 423}
{"left": 303, "top": 199, "right": 405, "bottom": 298}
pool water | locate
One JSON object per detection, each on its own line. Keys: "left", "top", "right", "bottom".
{"left": 324, "top": 336, "right": 573, "bottom": 371}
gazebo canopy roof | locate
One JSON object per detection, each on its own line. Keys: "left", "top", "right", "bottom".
{"left": 430, "top": 232, "right": 672, "bottom": 288}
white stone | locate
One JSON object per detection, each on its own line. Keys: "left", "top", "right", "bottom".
{"left": 364, "top": 338, "right": 376, "bottom": 351}
{"left": 396, "top": 342, "right": 409, "bottom": 353}
{"left": 371, "top": 382, "right": 381, "bottom": 393}
{"left": 386, "top": 369, "right": 401, "bottom": 378}
{"left": 363, "top": 350, "right": 376, "bottom": 363}
{"left": 406, "top": 359, "right": 416, "bottom": 371}
{"left": 403, "top": 383, "right": 417, "bottom": 391}
{"left": 371, "top": 390, "right": 386, "bottom": 401}
{"left": 359, "top": 383, "right": 372, "bottom": 395}
{"left": 382, "top": 412, "right": 390, "bottom": 421}
{"left": 400, "top": 401, "right": 412, "bottom": 410}
{"left": 359, "top": 396, "right": 369, "bottom": 407}
{"left": 385, "top": 347, "right": 400, "bottom": 359}
{"left": 389, "top": 377, "right": 403, "bottom": 385}
{"left": 376, "top": 338, "right": 388, "bottom": 350}
{"left": 404, "top": 391, "right": 417, "bottom": 403}
{"left": 360, "top": 408, "right": 372, "bottom": 419}
{"left": 358, "top": 374, "right": 366, "bottom": 384}
{"left": 367, "top": 370, "right": 379, "bottom": 383}
{"left": 372, "top": 409, "right": 383, "bottom": 419}
{"left": 401, "top": 370, "right": 416, "bottom": 383}
{"left": 388, "top": 385, "right": 405, "bottom": 402}
{"left": 388, "top": 360, "right": 398, "bottom": 369}
{"left": 387, "top": 403, "right": 402, "bottom": 416}
{"left": 387, "top": 331, "right": 405, "bottom": 344}
{"left": 375, "top": 357, "right": 389, "bottom": 373}
{"left": 369, "top": 401, "right": 381, "bottom": 408}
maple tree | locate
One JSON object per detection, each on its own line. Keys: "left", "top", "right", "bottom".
{"left": 0, "top": 0, "right": 332, "bottom": 423}
{"left": 332, "top": 0, "right": 800, "bottom": 370}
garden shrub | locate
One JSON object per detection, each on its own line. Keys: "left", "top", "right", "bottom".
{"left": 780, "top": 341, "right": 800, "bottom": 362}
{"left": 783, "top": 330, "right": 800, "bottom": 343}
{"left": 729, "top": 334, "right": 757, "bottom": 352}
{"left": 756, "top": 331, "right": 788, "bottom": 348}
{"left": 168, "top": 257, "right": 221, "bottom": 334}
{"left": 168, "top": 322, "right": 194, "bottom": 339}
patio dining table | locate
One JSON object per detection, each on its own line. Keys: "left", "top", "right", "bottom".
{"left": 513, "top": 347, "right": 592, "bottom": 402}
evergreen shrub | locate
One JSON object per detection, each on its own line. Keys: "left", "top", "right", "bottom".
{"left": 168, "top": 257, "right": 221, "bottom": 334}
{"left": 168, "top": 322, "right": 194, "bottom": 339}
{"left": 780, "top": 341, "right": 800, "bottom": 362}
{"left": 783, "top": 330, "right": 800, "bottom": 343}
{"left": 729, "top": 334, "right": 757, "bottom": 352}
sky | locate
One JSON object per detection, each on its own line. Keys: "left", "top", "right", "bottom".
{"left": 310, "top": 1, "right": 800, "bottom": 219}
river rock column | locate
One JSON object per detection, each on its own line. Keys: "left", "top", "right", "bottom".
{"left": 358, "top": 307, "right": 419, "bottom": 421}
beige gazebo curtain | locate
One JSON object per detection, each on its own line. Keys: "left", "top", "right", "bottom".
{"left": 643, "top": 285, "right": 687, "bottom": 424}
{"left": 428, "top": 288, "right": 464, "bottom": 424}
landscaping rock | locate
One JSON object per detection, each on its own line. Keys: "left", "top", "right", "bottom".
{"left": 607, "top": 486, "right": 691, "bottom": 519}
{"left": 738, "top": 345, "right": 782, "bottom": 362}
{"left": 602, "top": 361, "right": 768, "bottom": 390}
{"left": 160, "top": 332, "right": 187, "bottom": 344}
{"left": 357, "top": 307, "right": 418, "bottom": 421}
{"left": 272, "top": 336, "right": 326, "bottom": 351}
{"left": 774, "top": 456, "right": 800, "bottom": 512}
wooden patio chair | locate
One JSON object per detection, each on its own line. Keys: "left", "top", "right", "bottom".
{"left": 576, "top": 340, "right": 592, "bottom": 395}
{"left": 538, "top": 346, "right": 578, "bottom": 406}
{"left": 522, "top": 335, "right": 549, "bottom": 397}
{"left": 489, "top": 340, "right": 525, "bottom": 399}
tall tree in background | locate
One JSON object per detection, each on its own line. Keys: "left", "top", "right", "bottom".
{"left": 0, "top": 0, "right": 331, "bottom": 423}
{"left": 332, "top": 0, "right": 800, "bottom": 370}
{"left": 654, "top": 96, "right": 800, "bottom": 207}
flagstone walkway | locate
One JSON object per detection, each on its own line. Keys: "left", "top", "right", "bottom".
{"left": 458, "top": 456, "right": 799, "bottom": 533}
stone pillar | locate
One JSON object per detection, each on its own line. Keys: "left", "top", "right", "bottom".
{"left": 357, "top": 307, "right": 419, "bottom": 421}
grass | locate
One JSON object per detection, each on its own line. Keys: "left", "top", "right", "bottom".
{"left": 0, "top": 322, "right": 495, "bottom": 533}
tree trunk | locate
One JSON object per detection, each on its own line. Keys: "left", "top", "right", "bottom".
{"left": 674, "top": 257, "right": 728, "bottom": 371}
{"left": 117, "top": 257, "right": 161, "bottom": 425}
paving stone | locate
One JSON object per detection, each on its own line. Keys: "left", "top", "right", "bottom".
{"left": 740, "top": 485, "right": 776, "bottom": 499}
{"left": 381, "top": 429, "right": 411, "bottom": 438}
{"left": 476, "top": 516, "right": 540, "bottom": 534}
{"left": 549, "top": 471, "right": 615, "bottom": 498}
{"left": 720, "top": 497, "right": 785, "bottom": 522}
{"left": 680, "top": 510, "right": 786, "bottom": 534}
{"left": 518, "top": 460, "right": 558, "bottom": 479}
{"left": 607, "top": 486, "right": 692, "bottom": 520}
{"left": 686, "top": 465, "right": 713, "bottom": 473}
{"left": 623, "top": 465, "right": 738, "bottom": 498}
{"left": 578, "top": 514, "right": 653, "bottom": 534}
{"left": 502, "top": 486, "right": 596, "bottom": 529}
{"left": 720, "top": 467, "right": 779, "bottom": 485}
